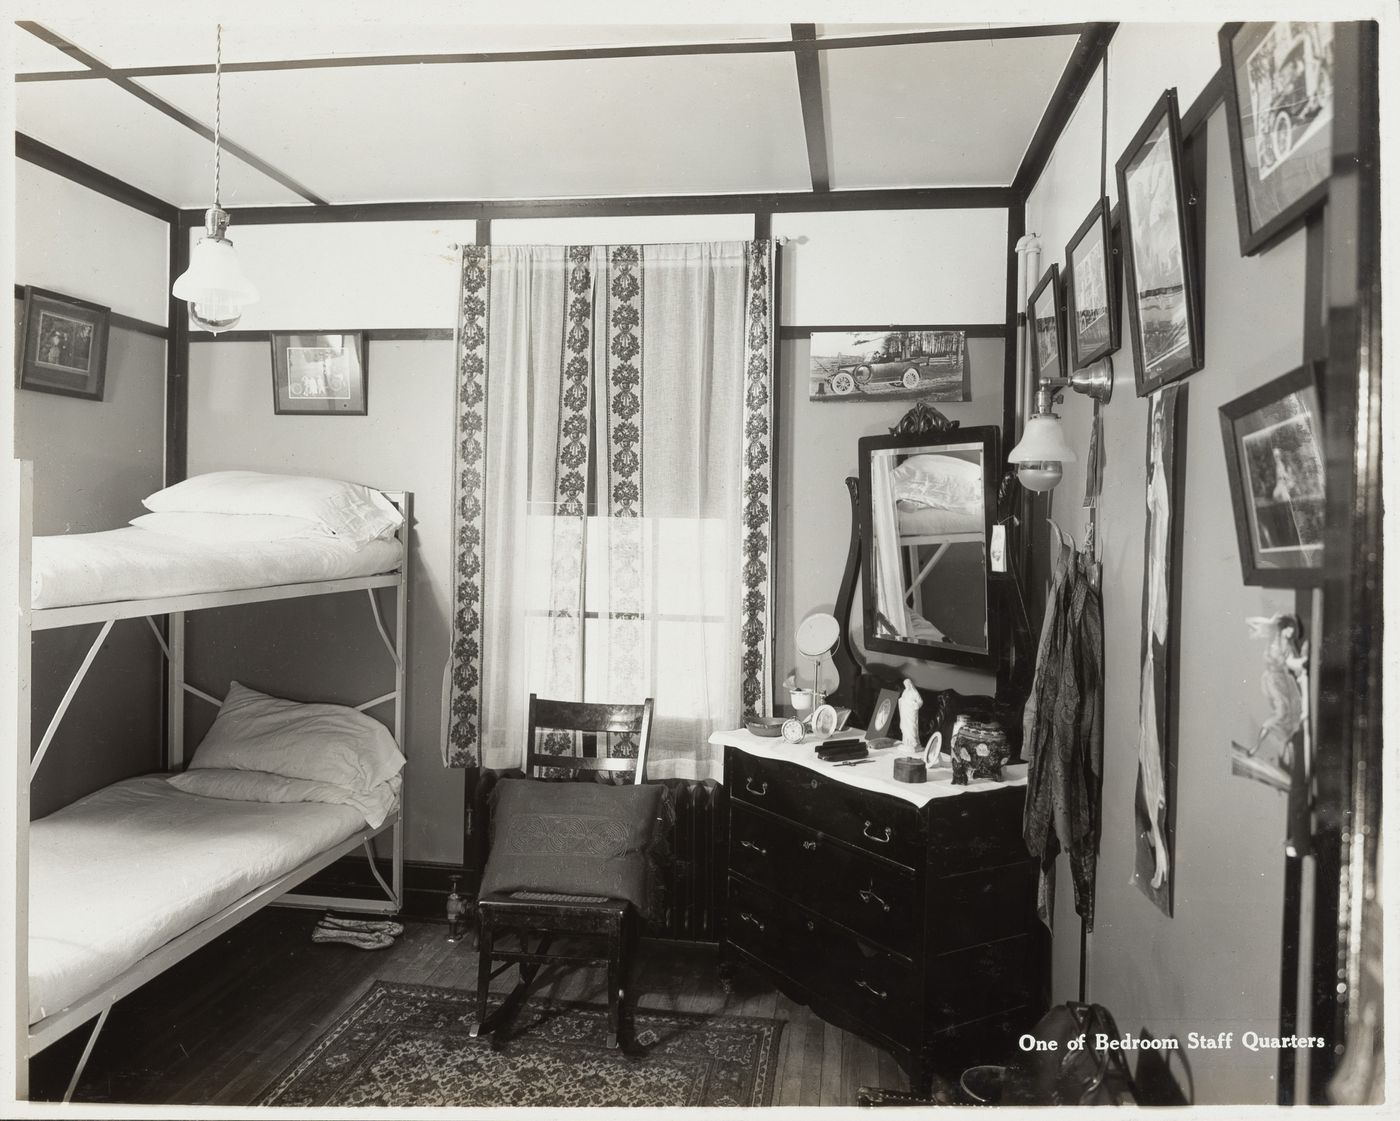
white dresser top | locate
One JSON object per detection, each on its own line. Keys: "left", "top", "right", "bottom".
{"left": 709, "top": 728, "right": 1028, "bottom": 809}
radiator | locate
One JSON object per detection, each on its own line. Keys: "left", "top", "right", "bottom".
{"left": 470, "top": 771, "right": 727, "bottom": 944}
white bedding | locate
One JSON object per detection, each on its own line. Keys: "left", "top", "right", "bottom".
{"left": 31, "top": 528, "right": 403, "bottom": 610}
{"left": 896, "top": 501, "right": 982, "bottom": 538}
{"left": 28, "top": 775, "right": 375, "bottom": 1025}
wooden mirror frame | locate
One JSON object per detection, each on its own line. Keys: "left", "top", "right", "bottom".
{"left": 856, "top": 424, "right": 1001, "bottom": 671}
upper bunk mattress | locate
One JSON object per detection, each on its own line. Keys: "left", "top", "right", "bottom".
{"left": 29, "top": 775, "right": 374, "bottom": 1025}
{"left": 31, "top": 528, "right": 403, "bottom": 610}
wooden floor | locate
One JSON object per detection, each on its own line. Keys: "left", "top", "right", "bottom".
{"left": 29, "top": 908, "right": 910, "bottom": 1107}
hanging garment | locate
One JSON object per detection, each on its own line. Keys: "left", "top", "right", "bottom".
{"left": 1022, "top": 533, "right": 1104, "bottom": 930}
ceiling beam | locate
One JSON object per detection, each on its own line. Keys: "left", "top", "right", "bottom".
{"left": 17, "top": 22, "right": 330, "bottom": 207}
{"left": 15, "top": 132, "right": 179, "bottom": 222}
{"left": 1010, "top": 22, "right": 1118, "bottom": 198}
{"left": 215, "top": 186, "right": 1016, "bottom": 226}
{"left": 791, "top": 24, "right": 831, "bottom": 193}
{"left": 17, "top": 24, "right": 1089, "bottom": 82}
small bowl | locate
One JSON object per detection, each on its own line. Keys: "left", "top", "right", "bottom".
{"left": 746, "top": 718, "right": 787, "bottom": 738}
{"left": 789, "top": 688, "right": 823, "bottom": 713}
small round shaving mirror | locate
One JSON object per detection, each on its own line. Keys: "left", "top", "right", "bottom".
{"left": 796, "top": 612, "right": 840, "bottom": 699}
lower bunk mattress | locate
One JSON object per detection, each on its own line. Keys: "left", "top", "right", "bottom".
{"left": 31, "top": 528, "right": 403, "bottom": 611}
{"left": 28, "top": 775, "right": 377, "bottom": 1026}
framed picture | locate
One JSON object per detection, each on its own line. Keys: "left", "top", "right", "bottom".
{"left": 1116, "top": 89, "right": 1203, "bottom": 397}
{"left": 809, "top": 328, "right": 970, "bottom": 403}
{"left": 271, "top": 332, "right": 368, "bottom": 415}
{"left": 1027, "top": 265, "right": 1066, "bottom": 384}
{"left": 1220, "top": 22, "right": 1335, "bottom": 256}
{"left": 1218, "top": 364, "right": 1324, "bottom": 586}
{"left": 17, "top": 286, "right": 111, "bottom": 401}
{"left": 864, "top": 688, "right": 900, "bottom": 743}
{"left": 1064, "top": 197, "right": 1120, "bottom": 369}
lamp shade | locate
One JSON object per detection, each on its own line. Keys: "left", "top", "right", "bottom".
{"left": 1007, "top": 414, "right": 1078, "bottom": 465}
{"left": 172, "top": 235, "right": 259, "bottom": 333}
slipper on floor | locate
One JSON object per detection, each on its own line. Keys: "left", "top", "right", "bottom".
{"left": 319, "top": 914, "right": 405, "bottom": 938}
{"left": 311, "top": 926, "right": 395, "bottom": 951}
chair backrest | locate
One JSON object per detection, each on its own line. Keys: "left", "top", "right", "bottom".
{"left": 524, "top": 694, "right": 655, "bottom": 785}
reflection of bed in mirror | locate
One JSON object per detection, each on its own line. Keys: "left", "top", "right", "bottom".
{"left": 859, "top": 425, "right": 1000, "bottom": 670}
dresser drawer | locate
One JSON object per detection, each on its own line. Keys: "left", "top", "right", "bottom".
{"left": 730, "top": 803, "right": 918, "bottom": 957}
{"left": 929, "top": 860, "right": 1038, "bottom": 952}
{"left": 727, "top": 748, "right": 920, "bottom": 867}
{"left": 926, "top": 934, "right": 1038, "bottom": 1024}
{"left": 925, "top": 783, "right": 1027, "bottom": 875}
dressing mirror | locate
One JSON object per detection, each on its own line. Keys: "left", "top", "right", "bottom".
{"left": 858, "top": 425, "right": 1000, "bottom": 670}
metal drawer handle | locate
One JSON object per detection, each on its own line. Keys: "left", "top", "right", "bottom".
{"left": 855, "top": 979, "right": 888, "bottom": 1000}
{"left": 739, "top": 910, "right": 766, "bottom": 933}
{"left": 740, "top": 839, "right": 767, "bottom": 855}
{"left": 858, "top": 886, "right": 891, "bottom": 912}
{"left": 745, "top": 777, "right": 768, "bottom": 797}
{"left": 801, "top": 839, "right": 818, "bottom": 851}
{"left": 863, "top": 821, "right": 892, "bottom": 844}
{"left": 810, "top": 778, "right": 819, "bottom": 789}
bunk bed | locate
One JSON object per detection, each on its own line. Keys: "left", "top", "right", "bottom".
{"left": 14, "top": 465, "right": 412, "bottom": 1102}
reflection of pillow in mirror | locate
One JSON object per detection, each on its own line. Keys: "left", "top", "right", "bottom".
{"left": 891, "top": 454, "right": 982, "bottom": 510}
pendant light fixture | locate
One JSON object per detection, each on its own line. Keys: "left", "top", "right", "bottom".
{"left": 171, "top": 25, "right": 258, "bottom": 333}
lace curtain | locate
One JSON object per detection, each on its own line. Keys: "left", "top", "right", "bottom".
{"left": 443, "top": 241, "right": 775, "bottom": 780}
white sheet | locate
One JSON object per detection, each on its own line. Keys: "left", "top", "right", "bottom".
{"left": 29, "top": 775, "right": 375, "bottom": 1025}
{"left": 31, "top": 528, "right": 403, "bottom": 610}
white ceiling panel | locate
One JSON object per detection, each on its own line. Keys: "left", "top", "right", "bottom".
{"left": 141, "top": 51, "right": 810, "bottom": 202}
{"left": 16, "top": 77, "right": 308, "bottom": 207}
{"left": 15, "top": 32, "right": 87, "bottom": 73}
{"left": 26, "top": 22, "right": 794, "bottom": 69}
{"left": 823, "top": 34, "right": 1078, "bottom": 189}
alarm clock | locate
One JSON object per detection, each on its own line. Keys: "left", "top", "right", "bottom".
{"left": 781, "top": 718, "right": 806, "bottom": 744}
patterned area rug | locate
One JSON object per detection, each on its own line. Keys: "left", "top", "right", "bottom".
{"left": 259, "top": 980, "right": 784, "bottom": 1108}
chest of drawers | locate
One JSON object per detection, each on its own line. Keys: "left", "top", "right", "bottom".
{"left": 719, "top": 738, "right": 1045, "bottom": 1094}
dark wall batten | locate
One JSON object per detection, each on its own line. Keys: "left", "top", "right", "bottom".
{"left": 13, "top": 284, "right": 170, "bottom": 338}
{"left": 17, "top": 23, "right": 1089, "bottom": 83}
{"left": 1011, "top": 23, "right": 1118, "bottom": 197}
{"left": 792, "top": 24, "right": 832, "bottom": 193}
{"left": 16, "top": 132, "right": 179, "bottom": 223}
{"left": 780, "top": 322, "right": 1007, "bottom": 340}
{"left": 225, "top": 186, "right": 1014, "bottom": 227}
{"left": 190, "top": 328, "right": 455, "bottom": 343}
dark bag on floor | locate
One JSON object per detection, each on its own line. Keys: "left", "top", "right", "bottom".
{"left": 998, "top": 1002, "right": 1138, "bottom": 1106}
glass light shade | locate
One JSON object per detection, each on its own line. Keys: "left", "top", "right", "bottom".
{"left": 1008, "top": 414, "right": 1078, "bottom": 465}
{"left": 172, "top": 236, "right": 259, "bottom": 333}
{"left": 1008, "top": 413, "right": 1077, "bottom": 493}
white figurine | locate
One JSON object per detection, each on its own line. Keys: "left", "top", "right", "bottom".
{"left": 899, "top": 678, "right": 923, "bottom": 752}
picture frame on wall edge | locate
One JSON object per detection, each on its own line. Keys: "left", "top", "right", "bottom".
{"left": 1218, "top": 363, "right": 1325, "bottom": 587}
{"left": 1219, "top": 21, "right": 1335, "bottom": 257}
{"left": 1115, "top": 87, "right": 1204, "bottom": 398}
{"left": 270, "top": 331, "right": 368, "bottom": 416}
{"left": 1064, "top": 197, "right": 1120, "bottom": 370}
{"left": 17, "top": 286, "right": 111, "bottom": 402}
{"left": 1027, "top": 263, "right": 1066, "bottom": 386}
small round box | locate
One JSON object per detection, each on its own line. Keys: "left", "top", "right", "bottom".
{"left": 892, "top": 756, "right": 927, "bottom": 783}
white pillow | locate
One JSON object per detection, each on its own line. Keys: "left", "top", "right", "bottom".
{"left": 190, "top": 682, "right": 404, "bottom": 793}
{"left": 168, "top": 769, "right": 400, "bottom": 829}
{"left": 144, "top": 471, "right": 402, "bottom": 546}
{"left": 891, "top": 453, "right": 983, "bottom": 511}
{"left": 131, "top": 511, "right": 325, "bottom": 543}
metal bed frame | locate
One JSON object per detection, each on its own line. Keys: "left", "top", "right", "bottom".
{"left": 13, "top": 466, "right": 412, "bottom": 1102}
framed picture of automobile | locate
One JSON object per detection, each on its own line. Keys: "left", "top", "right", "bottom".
{"left": 1027, "top": 264, "right": 1066, "bottom": 384}
{"left": 17, "top": 286, "right": 111, "bottom": 401}
{"left": 1116, "top": 88, "right": 1204, "bottom": 397}
{"left": 1220, "top": 22, "right": 1334, "bottom": 256}
{"left": 1064, "top": 197, "right": 1120, "bottom": 369}
{"left": 1218, "top": 363, "right": 1324, "bottom": 586}
{"left": 270, "top": 331, "right": 368, "bottom": 415}
{"left": 808, "top": 328, "right": 970, "bottom": 403}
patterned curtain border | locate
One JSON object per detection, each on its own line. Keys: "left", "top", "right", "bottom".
{"left": 444, "top": 246, "right": 490, "bottom": 767}
{"left": 738, "top": 240, "right": 776, "bottom": 722}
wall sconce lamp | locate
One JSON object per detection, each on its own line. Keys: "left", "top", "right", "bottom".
{"left": 171, "top": 26, "right": 258, "bottom": 333}
{"left": 1007, "top": 356, "right": 1113, "bottom": 492}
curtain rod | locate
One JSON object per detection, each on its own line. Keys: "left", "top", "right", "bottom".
{"left": 446, "top": 237, "right": 790, "bottom": 250}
